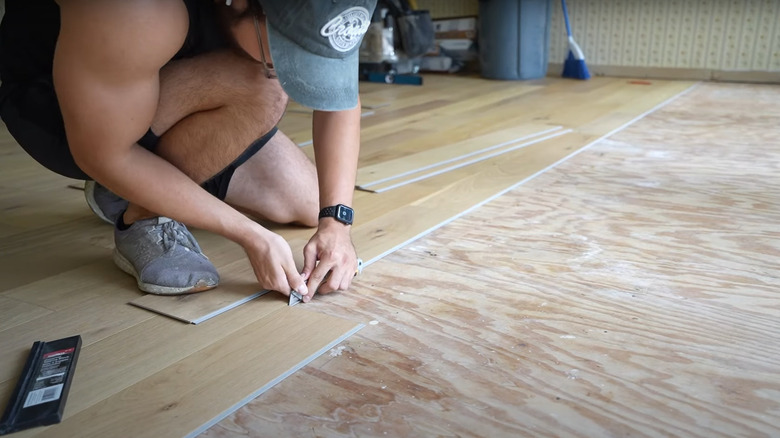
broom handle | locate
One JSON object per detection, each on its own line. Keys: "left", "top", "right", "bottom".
{"left": 561, "top": 0, "right": 573, "bottom": 38}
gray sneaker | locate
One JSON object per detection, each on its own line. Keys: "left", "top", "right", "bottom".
{"left": 84, "top": 180, "right": 128, "bottom": 225}
{"left": 113, "top": 217, "right": 219, "bottom": 295}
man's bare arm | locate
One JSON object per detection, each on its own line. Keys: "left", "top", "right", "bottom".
{"left": 54, "top": 0, "right": 306, "bottom": 294}
{"left": 301, "top": 104, "right": 362, "bottom": 299}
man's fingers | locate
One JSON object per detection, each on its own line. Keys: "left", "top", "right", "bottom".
{"left": 301, "top": 242, "right": 318, "bottom": 282}
{"left": 286, "top": 258, "right": 308, "bottom": 297}
{"left": 326, "top": 270, "right": 346, "bottom": 294}
{"left": 305, "top": 262, "right": 333, "bottom": 300}
{"left": 341, "top": 269, "right": 354, "bottom": 291}
{"left": 288, "top": 274, "right": 308, "bottom": 298}
{"left": 329, "top": 270, "right": 351, "bottom": 295}
{"left": 267, "top": 272, "right": 290, "bottom": 295}
{"left": 312, "top": 266, "right": 353, "bottom": 296}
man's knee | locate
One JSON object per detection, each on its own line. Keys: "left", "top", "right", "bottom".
{"left": 296, "top": 202, "right": 319, "bottom": 228}
{"left": 201, "top": 127, "right": 279, "bottom": 199}
{"left": 262, "top": 173, "right": 319, "bottom": 227}
{"left": 235, "top": 61, "right": 288, "bottom": 127}
{"left": 253, "top": 194, "right": 318, "bottom": 227}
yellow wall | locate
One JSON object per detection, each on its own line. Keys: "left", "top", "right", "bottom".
{"left": 549, "top": 0, "right": 780, "bottom": 73}
{"left": 415, "top": 0, "right": 479, "bottom": 18}
{"left": 417, "top": 0, "right": 780, "bottom": 78}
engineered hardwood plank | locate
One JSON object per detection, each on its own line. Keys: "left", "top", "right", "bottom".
{"left": 275, "top": 112, "right": 311, "bottom": 145}
{"left": 0, "top": 296, "right": 52, "bottom": 332}
{"left": 357, "top": 85, "right": 541, "bottom": 140}
{"left": 5, "top": 294, "right": 284, "bottom": 425}
{"left": 2, "top": 258, "right": 133, "bottom": 311}
{"left": 20, "top": 307, "right": 362, "bottom": 438}
{"left": 362, "top": 128, "right": 571, "bottom": 193}
{"left": 0, "top": 217, "right": 113, "bottom": 293}
{"left": 355, "top": 124, "right": 560, "bottom": 188}
{"left": 355, "top": 79, "right": 690, "bottom": 168}
{"left": 0, "top": 134, "right": 87, "bottom": 235}
{"left": 128, "top": 239, "right": 307, "bottom": 324}
{"left": 129, "top": 289, "right": 268, "bottom": 324}
{"left": 0, "top": 290, "right": 152, "bottom": 385}
{"left": 351, "top": 132, "right": 593, "bottom": 263}
{"left": 203, "top": 82, "right": 780, "bottom": 438}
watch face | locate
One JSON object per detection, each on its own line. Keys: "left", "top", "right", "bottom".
{"left": 336, "top": 205, "right": 354, "bottom": 224}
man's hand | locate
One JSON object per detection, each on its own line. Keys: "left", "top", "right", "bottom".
{"left": 301, "top": 219, "right": 357, "bottom": 302}
{"left": 242, "top": 224, "right": 308, "bottom": 298}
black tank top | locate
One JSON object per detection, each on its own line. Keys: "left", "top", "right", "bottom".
{"left": 0, "top": 1, "right": 60, "bottom": 84}
{"left": 0, "top": 0, "right": 228, "bottom": 85}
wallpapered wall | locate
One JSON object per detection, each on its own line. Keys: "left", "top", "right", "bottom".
{"left": 548, "top": 0, "right": 780, "bottom": 72}
{"left": 416, "top": 0, "right": 479, "bottom": 17}
{"left": 418, "top": 0, "right": 780, "bottom": 74}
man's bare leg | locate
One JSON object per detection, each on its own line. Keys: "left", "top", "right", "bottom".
{"left": 121, "top": 50, "right": 318, "bottom": 226}
{"left": 224, "top": 130, "right": 319, "bottom": 226}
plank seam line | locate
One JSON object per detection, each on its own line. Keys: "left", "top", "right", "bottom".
{"left": 191, "top": 291, "right": 271, "bottom": 325}
{"left": 371, "top": 129, "right": 572, "bottom": 193}
{"left": 184, "top": 323, "right": 366, "bottom": 438}
{"left": 358, "top": 126, "right": 564, "bottom": 188}
{"left": 364, "top": 82, "right": 701, "bottom": 267}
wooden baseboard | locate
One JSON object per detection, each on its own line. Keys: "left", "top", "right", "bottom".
{"left": 548, "top": 63, "right": 780, "bottom": 84}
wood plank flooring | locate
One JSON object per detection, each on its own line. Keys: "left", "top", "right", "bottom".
{"left": 354, "top": 124, "right": 560, "bottom": 188}
{"left": 132, "top": 77, "right": 693, "bottom": 323}
{"left": 201, "top": 82, "right": 780, "bottom": 437}
{"left": 0, "top": 75, "right": 715, "bottom": 436}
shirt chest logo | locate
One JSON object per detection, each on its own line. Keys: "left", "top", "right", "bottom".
{"left": 320, "top": 7, "right": 371, "bottom": 53}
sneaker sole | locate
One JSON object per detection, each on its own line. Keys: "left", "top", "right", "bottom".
{"left": 113, "top": 249, "right": 218, "bottom": 295}
{"left": 84, "top": 181, "right": 116, "bottom": 225}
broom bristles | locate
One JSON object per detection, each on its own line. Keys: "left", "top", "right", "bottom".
{"left": 561, "top": 7, "right": 590, "bottom": 80}
{"left": 563, "top": 51, "right": 590, "bottom": 80}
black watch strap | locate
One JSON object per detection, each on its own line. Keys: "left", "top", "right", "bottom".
{"left": 318, "top": 204, "right": 354, "bottom": 225}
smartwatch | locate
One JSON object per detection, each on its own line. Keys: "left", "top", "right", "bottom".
{"left": 319, "top": 204, "right": 354, "bottom": 225}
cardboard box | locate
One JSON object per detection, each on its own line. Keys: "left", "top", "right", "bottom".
{"left": 433, "top": 17, "right": 477, "bottom": 40}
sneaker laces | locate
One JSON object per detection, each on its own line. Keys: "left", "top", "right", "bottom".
{"left": 151, "top": 218, "right": 201, "bottom": 253}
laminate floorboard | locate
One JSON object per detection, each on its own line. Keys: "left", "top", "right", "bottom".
{"left": 202, "top": 82, "right": 780, "bottom": 437}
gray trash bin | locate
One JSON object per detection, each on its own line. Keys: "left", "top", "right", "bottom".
{"left": 478, "top": 0, "right": 552, "bottom": 80}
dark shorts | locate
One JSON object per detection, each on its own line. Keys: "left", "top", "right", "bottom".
{"left": 0, "top": 0, "right": 273, "bottom": 200}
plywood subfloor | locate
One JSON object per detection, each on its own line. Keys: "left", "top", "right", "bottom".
{"left": 201, "top": 82, "right": 780, "bottom": 437}
{"left": 1, "top": 75, "right": 700, "bottom": 436}
{"left": 133, "top": 76, "right": 693, "bottom": 324}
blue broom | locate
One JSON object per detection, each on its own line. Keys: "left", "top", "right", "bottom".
{"left": 561, "top": 0, "right": 590, "bottom": 80}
